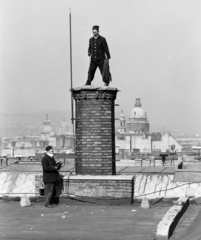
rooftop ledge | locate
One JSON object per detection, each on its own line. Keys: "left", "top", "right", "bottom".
{"left": 71, "top": 85, "right": 119, "bottom": 92}
{"left": 63, "top": 175, "right": 133, "bottom": 180}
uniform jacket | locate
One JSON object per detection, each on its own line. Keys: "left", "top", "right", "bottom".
{"left": 88, "top": 35, "right": 111, "bottom": 62}
{"left": 41, "top": 154, "right": 60, "bottom": 183}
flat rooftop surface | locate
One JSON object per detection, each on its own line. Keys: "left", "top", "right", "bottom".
{"left": 1, "top": 164, "right": 175, "bottom": 175}
{"left": 0, "top": 198, "right": 171, "bottom": 240}
{"left": 0, "top": 163, "right": 75, "bottom": 173}
{"left": 116, "top": 166, "right": 175, "bottom": 174}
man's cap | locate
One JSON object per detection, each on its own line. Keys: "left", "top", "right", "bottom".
{"left": 92, "top": 25, "right": 99, "bottom": 31}
{"left": 45, "top": 145, "right": 53, "bottom": 152}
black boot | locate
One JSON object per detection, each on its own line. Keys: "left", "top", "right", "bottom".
{"left": 85, "top": 81, "right": 91, "bottom": 85}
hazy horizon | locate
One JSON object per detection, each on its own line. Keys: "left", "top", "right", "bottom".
{"left": 0, "top": 0, "right": 201, "bottom": 134}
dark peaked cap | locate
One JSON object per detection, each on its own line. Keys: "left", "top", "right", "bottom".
{"left": 92, "top": 25, "right": 99, "bottom": 31}
{"left": 45, "top": 145, "right": 53, "bottom": 151}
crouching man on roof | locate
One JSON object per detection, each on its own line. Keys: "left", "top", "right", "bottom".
{"left": 41, "top": 146, "right": 62, "bottom": 208}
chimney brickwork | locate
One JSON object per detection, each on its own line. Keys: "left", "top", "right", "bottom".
{"left": 72, "top": 86, "right": 119, "bottom": 175}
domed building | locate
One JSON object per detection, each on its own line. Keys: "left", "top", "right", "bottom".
{"left": 116, "top": 96, "right": 182, "bottom": 154}
{"left": 39, "top": 115, "right": 74, "bottom": 150}
{"left": 41, "top": 115, "right": 53, "bottom": 141}
{"left": 58, "top": 118, "right": 70, "bottom": 135}
{"left": 127, "top": 97, "right": 149, "bottom": 133}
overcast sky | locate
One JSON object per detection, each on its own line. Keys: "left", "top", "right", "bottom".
{"left": 0, "top": 0, "right": 201, "bottom": 133}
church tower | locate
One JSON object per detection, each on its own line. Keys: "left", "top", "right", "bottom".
{"left": 41, "top": 115, "right": 53, "bottom": 140}
{"left": 118, "top": 110, "right": 126, "bottom": 133}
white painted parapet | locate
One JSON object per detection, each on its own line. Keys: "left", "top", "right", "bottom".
{"left": 133, "top": 174, "right": 201, "bottom": 199}
{"left": 155, "top": 197, "right": 189, "bottom": 240}
{"left": 0, "top": 172, "right": 36, "bottom": 197}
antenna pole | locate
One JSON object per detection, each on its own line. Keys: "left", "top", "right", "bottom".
{"left": 69, "top": 8, "right": 74, "bottom": 132}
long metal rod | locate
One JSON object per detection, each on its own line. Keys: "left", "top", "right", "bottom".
{"left": 69, "top": 8, "right": 76, "bottom": 168}
{"left": 69, "top": 8, "right": 74, "bottom": 132}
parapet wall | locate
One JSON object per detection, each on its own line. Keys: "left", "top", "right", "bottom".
{"left": 1, "top": 171, "right": 201, "bottom": 199}
{"left": 62, "top": 175, "right": 133, "bottom": 198}
{"left": 132, "top": 174, "right": 201, "bottom": 199}
{"left": 0, "top": 172, "right": 36, "bottom": 197}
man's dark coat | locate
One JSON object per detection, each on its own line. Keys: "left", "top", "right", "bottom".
{"left": 41, "top": 154, "right": 60, "bottom": 183}
{"left": 88, "top": 35, "right": 111, "bottom": 62}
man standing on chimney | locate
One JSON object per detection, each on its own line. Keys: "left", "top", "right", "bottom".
{"left": 85, "top": 25, "right": 111, "bottom": 86}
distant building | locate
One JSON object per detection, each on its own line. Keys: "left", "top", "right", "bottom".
{"left": 127, "top": 96, "right": 149, "bottom": 133}
{"left": 41, "top": 115, "right": 53, "bottom": 141}
{"left": 39, "top": 115, "right": 74, "bottom": 151}
{"left": 151, "top": 132, "right": 182, "bottom": 153}
{"left": 0, "top": 115, "right": 74, "bottom": 158}
{"left": 58, "top": 118, "right": 70, "bottom": 135}
{"left": 116, "top": 96, "right": 182, "bottom": 154}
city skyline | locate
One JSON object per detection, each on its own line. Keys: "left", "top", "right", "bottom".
{"left": 0, "top": 0, "right": 200, "bottom": 135}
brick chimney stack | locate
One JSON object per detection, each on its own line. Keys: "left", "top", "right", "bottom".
{"left": 72, "top": 86, "right": 119, "bottom": 175}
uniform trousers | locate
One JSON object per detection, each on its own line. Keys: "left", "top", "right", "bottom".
{"left": 87, "top": 59, "right": 105, "bottom": 83}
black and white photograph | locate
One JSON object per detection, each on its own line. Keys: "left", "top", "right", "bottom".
{"left": 0, "top": 0, "right": 201, "bottom": 239}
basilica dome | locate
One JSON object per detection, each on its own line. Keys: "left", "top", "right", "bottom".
{"left": 130, "top": 97, "right": 147, "bottom": 119}
{"left": 59, "top": 118, "right": 69, "bottom": 135}
{"left": 61, "top": 119, "right": 68, "bottom": 129}
{"left": 130, "top": 107, "right": 146, "bottom": 118}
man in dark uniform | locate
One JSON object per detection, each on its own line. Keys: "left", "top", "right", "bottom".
{"left": 41, "top": 146, "right": 62, "bottom": 208}
{"left": 85, "top": 25, "right": 111, "bottom": 86}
